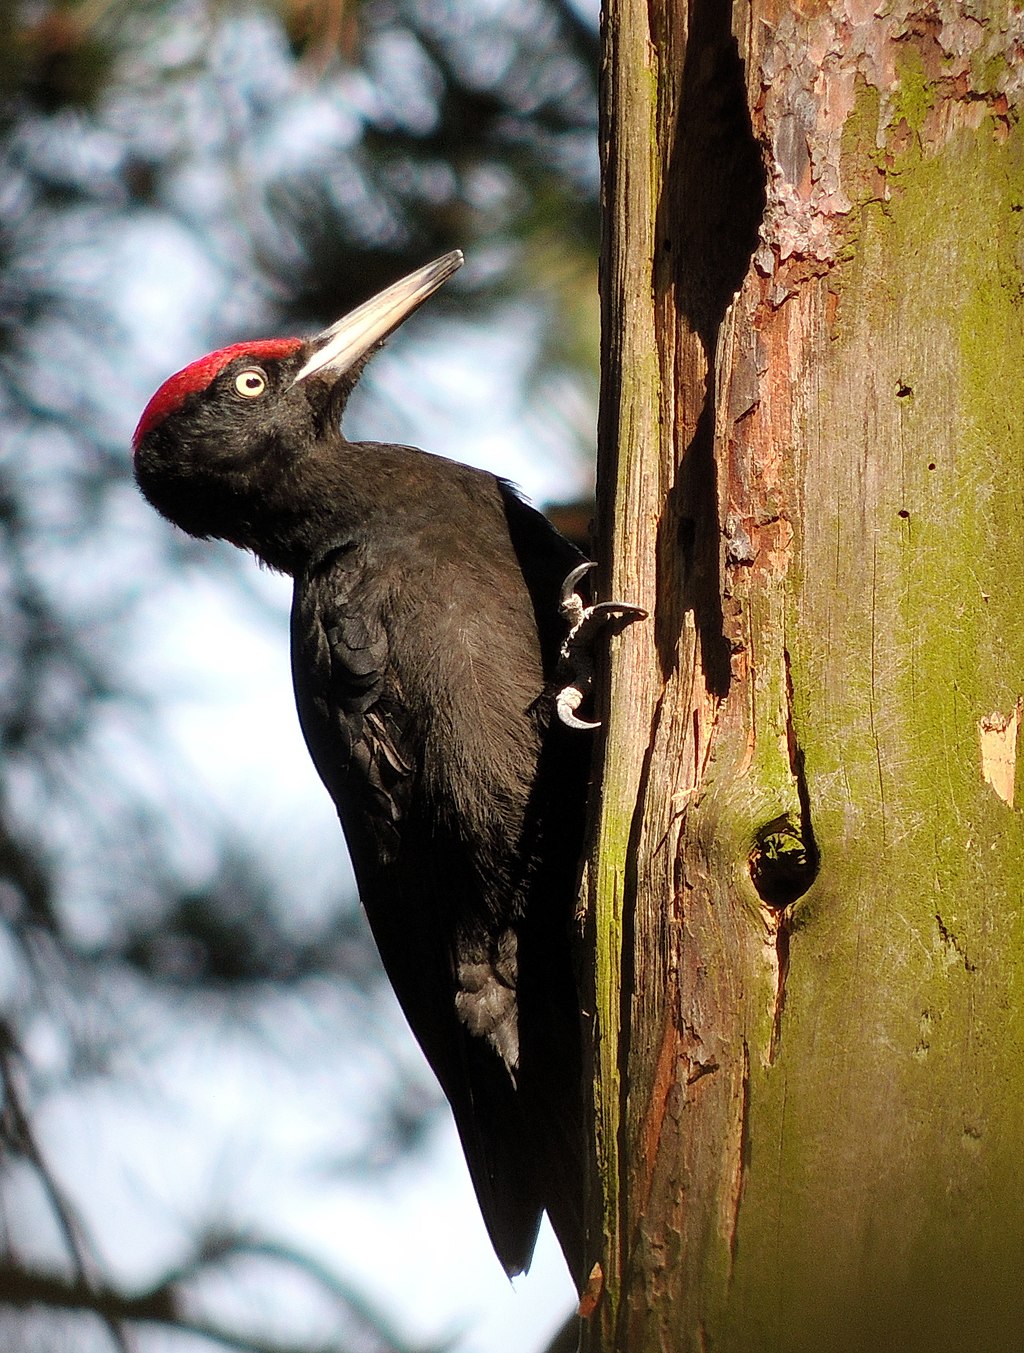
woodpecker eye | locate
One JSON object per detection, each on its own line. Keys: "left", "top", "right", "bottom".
{"left": 234, "top": 369, "right": 267, "bottom": 399}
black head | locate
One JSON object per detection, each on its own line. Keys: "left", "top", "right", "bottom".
{"left": 133, "top": 251, "right": 463, "bottom": 566}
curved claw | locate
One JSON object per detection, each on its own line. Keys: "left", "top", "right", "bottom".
{"left": 555, "top": 561, "right": 646, "bottom": 733}
{"left": 586, "top": 600, "right": 649, "bottom": 623}
{"left": 559, "top": 560, "right": 595, "bottom": 611}
{"left": 556, "top": 684, "right": 601, "bottom": 731}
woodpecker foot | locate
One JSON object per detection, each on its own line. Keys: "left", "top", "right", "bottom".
{"left": 555, "top": 562, "right": 647, "bottom": 730}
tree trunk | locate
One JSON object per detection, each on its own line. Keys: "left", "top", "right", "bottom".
{"left": 582, "top": 1, "right": 1024, "bottom": 1349}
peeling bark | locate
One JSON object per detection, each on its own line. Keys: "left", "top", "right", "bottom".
{"left": 583, "top": 0, "right": 1024, "bottom": 1349}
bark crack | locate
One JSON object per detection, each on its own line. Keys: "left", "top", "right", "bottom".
{"left": 767, "top": 913, "right": 791, "bottom": 1066}
{"left": 749, "top": 652, "right": 819, "bottom": 1062}
{"left": 935, "top": 912, "right": 977, "bottom": 975}
{"left": 727, "top": 1037, "right": 751, "bottom": 1276}
{"left": 653, "top": 0, "right": 768, "bottom": 697}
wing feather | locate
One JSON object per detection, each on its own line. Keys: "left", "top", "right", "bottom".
{"left": 290, "top": 544, "right": 548, "bottom": 1273}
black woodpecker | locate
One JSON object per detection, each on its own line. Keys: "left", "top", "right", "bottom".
{"left": 133, "top": 252, "right": 595, "bottom": 1281}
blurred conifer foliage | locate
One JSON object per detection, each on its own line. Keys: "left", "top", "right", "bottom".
{"left": 0, "top": 2, "right": 598, "bottom": 1349}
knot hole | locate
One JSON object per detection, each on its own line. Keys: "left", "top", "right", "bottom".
{"left": 749, "top": 813, "right": 819, "bottom": 909}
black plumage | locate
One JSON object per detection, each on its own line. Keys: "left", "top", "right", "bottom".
{"left": 133, "top": 253, "right": 588, "bottom": 1278}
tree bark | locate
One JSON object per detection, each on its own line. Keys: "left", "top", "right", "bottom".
{"left": 582, "top": 1, "right": 1024, "bottom": 1349}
